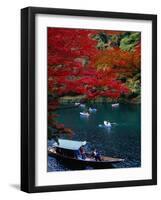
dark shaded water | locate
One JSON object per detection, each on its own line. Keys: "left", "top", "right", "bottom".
{"left": 48, "top": 103, "right": 141, "bottom": 171}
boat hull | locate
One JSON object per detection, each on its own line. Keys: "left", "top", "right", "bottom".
{"left": 48, "top": 150, "right": 123, "bottom": 169}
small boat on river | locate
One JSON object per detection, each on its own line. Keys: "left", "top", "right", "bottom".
{"left": 112, "top": 103, "right": 119, "bottom": 107}
{"left": 89, "top": 107, "right": 97, "bottom": 112}
{"left": 104, "top": 121, "right": 112, "bottom": 127}
{"left": 75, "top": 102, "right": 80, "bottom": 106}
{"left": 48, "top": 139, "right": 124, "bottom": 168}
{"left": 80, "top": 112, "right": 90, "bottom": 117}
{"left": 79, "top": 104, "right": 86, "bottom": 108}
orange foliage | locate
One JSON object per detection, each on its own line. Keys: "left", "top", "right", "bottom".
{"left": 92, "top": 45, "right": 141, "bottom": 77}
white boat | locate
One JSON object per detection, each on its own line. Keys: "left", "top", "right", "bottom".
{"left": 98, "top": 124, "right": 103, "bottom": 128}
{"left": 112, "top": 103, "right": 119, "bottom": 107}
{"left": 80, "top": 112, "right": 90, "bottom": 117}
{"left": 75, "top": 102, "right": 80, "bottom": 106}
{"left": 89, "top": 107, "right": 97, "bottom": 112}
{"left": 99, "top": 122, "right": 117, "bottom": 128}
{"left": 80, "top": 104, "right": 86, "bottom": 108}
{"left": 104, "top": 121, "right": 112, "bottom": 127}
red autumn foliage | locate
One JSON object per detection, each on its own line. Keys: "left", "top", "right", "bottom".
{"left": 105, "top": 30, "right": 125, "bottom": 35}
{"left": 48, "top": 28, "right": 129, "bottom": 102}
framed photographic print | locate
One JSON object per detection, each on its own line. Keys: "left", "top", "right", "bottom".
{"left": 21, "top": 7, "right": 157, "bottom": 193}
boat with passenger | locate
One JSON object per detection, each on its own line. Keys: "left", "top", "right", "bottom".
{"left": 104, "top": 121, "right": 112, "bottom": 127}
{"left": 48, "top": 139, "right": 124, "bottom": 168}
{"left": 89, "top": 107, "right": 97, "bottom": 112}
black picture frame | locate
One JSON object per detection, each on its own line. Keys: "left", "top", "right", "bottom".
{"left": 21, "top": 6, "right": 157, "bottom": 193}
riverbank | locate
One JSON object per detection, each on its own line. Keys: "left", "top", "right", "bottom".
{"left": 59, "top": 95, "right": 140, "bottom": 104}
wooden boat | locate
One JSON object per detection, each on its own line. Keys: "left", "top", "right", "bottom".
{"left": 48, "top": 139, "right": 124, "bottom": 168}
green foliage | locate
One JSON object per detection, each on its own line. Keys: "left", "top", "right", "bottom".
{"left": 110, "top": 34, "right": 120, "bottom": 47}
{"left": 119, "top": 32, "right": 141, "bottom": 51}
{"left": 92, "top": 33, "right": 110, "bottom": 50}
{"left": 124, "top": 71, "right": 141, "bottom": 103}
{"left": 92, "top": 32, "right": 140, "bottom": 52}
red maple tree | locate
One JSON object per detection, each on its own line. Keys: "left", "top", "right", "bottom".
{"left": 48, "top": 28, "right": 129, "bottom": 101}
{"left": 48, "top": 28, "right": 129, "bottom": 135}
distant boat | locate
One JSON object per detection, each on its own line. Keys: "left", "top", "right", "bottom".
{"left": 104, "top": 121, "right": 112, "bottom": 127}
{"left": 80, "top": 112, "right": 90, "bottom": 117}
{"left": 80, "top": 104, "right": 86, "bottom": 108}
{"left": 112, "top": 103, "right": 119, "bottom": 107}
{"left": 98, "top": 124, "right": 104, "bottom": 128}
{"left": 99, "top": 122, "right": 117, "bottom": 128}
{"left": 89, "top": 107, "right": 97, "bottom": 112}
{"left": 75, "top": 102, "right": 80, "bottom": 106}
{"left": 48, "top": 139, "right": 124, "bottom": 168}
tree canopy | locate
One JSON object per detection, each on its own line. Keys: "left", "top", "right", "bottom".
{"left": 47, "top": 28, "right": 141, "bottom": 138}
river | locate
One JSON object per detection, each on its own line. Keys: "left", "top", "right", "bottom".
{"left": 48, "top": 103, "right": 141, "bottom": 171}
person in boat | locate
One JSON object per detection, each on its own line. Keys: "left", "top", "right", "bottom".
{"left": 80, "top": 146, "right": 86, "bottom": 160}
{"left": 93, "top": 149, "right": 102, "bottom": 161}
